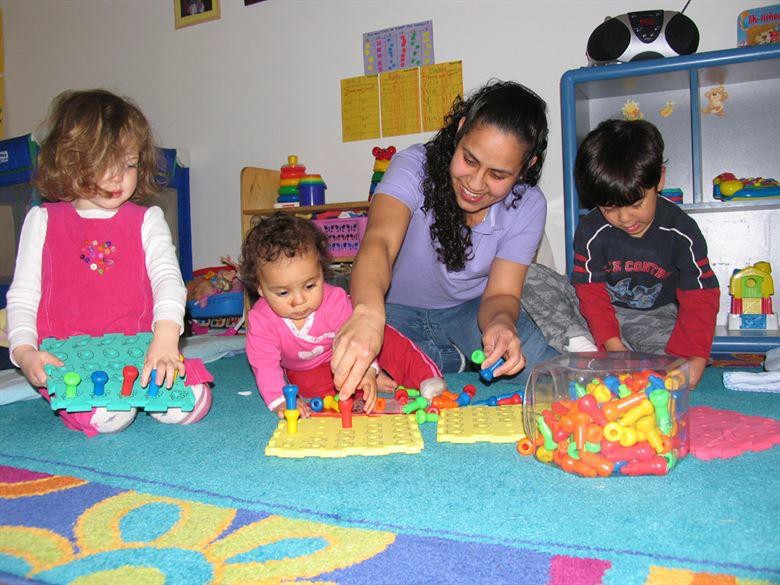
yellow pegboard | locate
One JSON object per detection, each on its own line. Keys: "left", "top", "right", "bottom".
{"left": 437, "top": 405, "right": 526, "bottom": 444}
{"left": 265, "top": 414, "right": 424, "bottom": 458}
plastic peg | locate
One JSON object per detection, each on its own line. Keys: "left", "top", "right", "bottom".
{"left": 63, "top": 372, "right": 81, "bottom": 399}
{"left": 90, "top": 370, "right": 108, "bottom": 397}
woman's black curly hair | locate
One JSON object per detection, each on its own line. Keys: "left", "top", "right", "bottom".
{"left": 422, "top": 80, "right": 548, "bottom": 272}
{"left": 240, "top": 212, "right": 332, "bottom": 291}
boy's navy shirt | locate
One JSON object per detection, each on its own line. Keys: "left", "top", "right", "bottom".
{"left": 572, "top": 196, "right": 719, "bottom": 309}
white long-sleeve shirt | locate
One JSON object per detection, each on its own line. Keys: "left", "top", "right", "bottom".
{"left": 7, "top": 204, "right": 186, "bottom": 365}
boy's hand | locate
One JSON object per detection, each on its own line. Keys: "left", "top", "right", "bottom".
{"left": 604, "top": 337, "right": 629, "bottom": 352}
{"left": 273, "top": 398, "right": 312, "bottom": 419}
{"left": 687, "top": 356, "right": 707, "bottom": 389}
{"left": 356, "top": 369, "right": 378, "bottom": 414}
{"left": 13, "top": 345, "right": 63, "bottom": 387}
{"left": 144, "top": 320, "right": 185, "bottom": 389}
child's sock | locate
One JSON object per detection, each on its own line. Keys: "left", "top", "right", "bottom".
{"left": 419, "top": 376, "right": 447, "bottom": 401}
{"left": 90, "top": 407, "right": 137, "bottom": 434}
{"left": 149, "top": 383, "right": 212, "bottom": 424}
{"left": 565, "top": 335, "right": 598, "bottom": 353}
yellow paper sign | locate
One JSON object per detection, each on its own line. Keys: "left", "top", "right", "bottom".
{"left": 421, "top": 61, "right": 463, "bottom": 132}
{"left": 380, "top": 68, "right": 421, "bottom": 137}
{"left": 341, "top": 75, "right": 380, "bottom": 142}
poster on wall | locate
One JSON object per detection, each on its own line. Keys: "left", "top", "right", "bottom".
{"left": 340, "top": 62, "right": 463, "bottom": 142}
{"left": 174, "top": 0, "right": 221, "bottom": 29}
{"left": 363, "top": 21, "right": 434, "bottom": 75}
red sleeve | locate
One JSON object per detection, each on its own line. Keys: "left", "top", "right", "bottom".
{"left": 574, "top": 282, "right": 621, "bottom": 349}
{"left": 666, "top": 288, "right": 720, "bottom": 359}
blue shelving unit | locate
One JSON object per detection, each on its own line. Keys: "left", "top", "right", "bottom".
{"left": 559, "top": 44, "right": 780, "bottom": 354}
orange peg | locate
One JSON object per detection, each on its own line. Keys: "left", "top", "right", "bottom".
{"left": 516, "top": 437, "right": 534, "bottom": 456}
{"left": 602, "top": 392, "right": 647, "bottom": 421}
{"left": 578, "top": 450, "right": 615, "bottom": 477}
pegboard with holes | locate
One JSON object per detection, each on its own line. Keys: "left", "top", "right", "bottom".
{"left": 265, "top": 414, "right": 423, "bottom": 458}
{"left": 41, "top": 333, "right": 195, "bottom": 413}
{"left": 437, "top": 405, "right": 526, "bottom": 444}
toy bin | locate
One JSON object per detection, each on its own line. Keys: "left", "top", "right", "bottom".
{"left": 187, "top": 291, "right": 243, "bottom": 319}
{"left": 313, "top": 216, "right": 368, "bottom": 258}
{"left": 522, "top": 352, "right": 691, "bottom": 477}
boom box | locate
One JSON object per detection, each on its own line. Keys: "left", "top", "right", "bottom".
{"left": 587, "top": 10, "right": 699, "bottom": 65}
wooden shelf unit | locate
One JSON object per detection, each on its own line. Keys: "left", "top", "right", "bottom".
{"left": 240, "top": 166, "right": 370, "bottom": 263}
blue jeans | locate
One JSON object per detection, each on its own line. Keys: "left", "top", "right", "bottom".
{"left": 385, "top": 297, "right": 558, "bottom": 386}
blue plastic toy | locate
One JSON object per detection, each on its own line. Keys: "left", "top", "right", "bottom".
{"left": 41, "top": 333, "right": 195, "bottom": 413}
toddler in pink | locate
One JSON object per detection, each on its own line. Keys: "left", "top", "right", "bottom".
{"left": 241, "top": 213, "right": 446, "bottom": 417}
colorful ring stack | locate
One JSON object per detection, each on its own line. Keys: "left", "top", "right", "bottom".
{"left": 278, "top": 155, "right": 306, "bottom": 205}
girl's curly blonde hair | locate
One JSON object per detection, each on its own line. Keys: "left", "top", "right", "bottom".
{"left": 34, "top": 89, "right": 165, "bottom": 201}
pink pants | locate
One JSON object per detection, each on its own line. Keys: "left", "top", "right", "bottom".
{"left": 285, "top": 324, "right": 441, "bottom": 398}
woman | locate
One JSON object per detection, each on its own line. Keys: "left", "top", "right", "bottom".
{"left": 332, "top": 80, "right": 557, "bottom": 398}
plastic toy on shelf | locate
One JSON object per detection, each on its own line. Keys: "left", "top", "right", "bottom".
{"left": 713, "top": 172, "right": 780, "bottom": 201}
{"left": 727, "top": 261, "right": 778, "bottom": 331}
{"left": 369, "top": 145, "right": 396, "bottom": 198}
{"left": 277, "top": 155, "right": 306, "bottom": 208}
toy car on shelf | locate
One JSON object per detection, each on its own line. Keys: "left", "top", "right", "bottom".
{"left": 713, "top": 172, "right": 780, "bottom": 201}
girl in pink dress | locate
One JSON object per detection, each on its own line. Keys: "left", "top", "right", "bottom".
{"left": 7, "top": 89, "right": 212, "bottom": 436}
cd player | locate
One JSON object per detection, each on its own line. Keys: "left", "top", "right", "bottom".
{"left": 587, "top": 10, "right": 699, "bottom": 65}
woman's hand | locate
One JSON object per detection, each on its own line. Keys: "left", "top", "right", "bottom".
{"left": 144, "top": 320, "right": 185, "bottom": 389}
{"left": 331, "top": 305, "right": 385, "bottom": 401}
{"left": 481, "top": 319, "right": 525, "bottom": 378}
{"left": 13, "top": 345, "right": 63, "bottom": 387}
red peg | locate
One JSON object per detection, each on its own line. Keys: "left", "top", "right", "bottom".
{"left": 339, "top": 397, "right": 354, "bottom": 429}
{"left": 578, "top": 394, "right": 607, "bottom": 426}
{"left": 461, "top": 384, "right": 477, "bottom": 398}
{"left": 121, "top": 365, "right": 139, "bottom": 397}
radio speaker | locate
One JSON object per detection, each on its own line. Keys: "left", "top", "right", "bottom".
{"left": 587, "top": 10, "right": 699, "bottom": 65}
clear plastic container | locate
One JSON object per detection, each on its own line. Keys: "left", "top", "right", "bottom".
{"left": 522, "top": 352, "right": 690, "bottom": 477}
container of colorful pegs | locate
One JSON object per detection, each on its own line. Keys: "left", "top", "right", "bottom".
{"left": 521, "top": 352, "right": 690, "bottom": 477}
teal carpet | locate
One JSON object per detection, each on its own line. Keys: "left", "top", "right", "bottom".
{"left": 1, "top": 355, "right": 778, "bottom": 584}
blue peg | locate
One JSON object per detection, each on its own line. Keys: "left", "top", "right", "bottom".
{"left": 283, "top": 384, "right": 299, "bottom": 410}
{"left": 91, "top": 370, "right": 108, "bottom": 396}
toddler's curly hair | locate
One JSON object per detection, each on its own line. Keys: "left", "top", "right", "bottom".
{"left": 240, "top": 212, "right": 332, "bottom": 290}
{"left": 34, "top": 89, "right": 165, "bottom": 201}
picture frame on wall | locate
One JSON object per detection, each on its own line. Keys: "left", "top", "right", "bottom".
{"left": 174, "top": 0, "right": 220, "bottom": 29}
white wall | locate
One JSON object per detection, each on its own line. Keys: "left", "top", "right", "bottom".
{"left": 1, "top": 0, "right": 768, "bottom": 270}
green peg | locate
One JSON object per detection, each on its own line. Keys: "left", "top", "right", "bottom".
{"left": 536, "top": 415, "right": 557, "bottom": 451}
{"left": 415, "top": 410, "right": 439, "bottom": 424}
{"left": 649, "top": 389, "right": 672, "bottom": 435}
{"left": 402, "top": 396, "right": 429, "bottom": 414}
{"left": 63, "top": 372, "right": 81, "bottom": 399}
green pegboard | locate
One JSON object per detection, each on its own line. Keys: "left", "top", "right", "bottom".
{"left": 41, "top": 333, "right": 195, "bottom": 413}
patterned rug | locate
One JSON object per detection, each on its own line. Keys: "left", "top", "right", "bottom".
{"left": 1, "top": 357, "right": 778, "bottom": 584}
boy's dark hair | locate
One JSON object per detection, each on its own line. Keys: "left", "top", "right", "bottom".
{"left": 423, "top": 79, "right": 549, "bottom": 272}
{"left": 574, "top": 119, "right": 665, "bottom": 208}
{"left": 240, "top": 212, "right": 332, "bottom": 290}
{"left": 34, "top": 89, "right": 165, "bottom": 201}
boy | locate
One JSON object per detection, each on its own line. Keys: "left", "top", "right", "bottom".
{"left": 572, "top": 119, "right": 719, "bottom": 386}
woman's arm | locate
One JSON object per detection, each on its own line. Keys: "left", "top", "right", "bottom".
{"left": 332, "top": 194, "right": 411, "bottom": 399}
{"left": 477, "top": 258, "right": 528, "bottom": 377}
